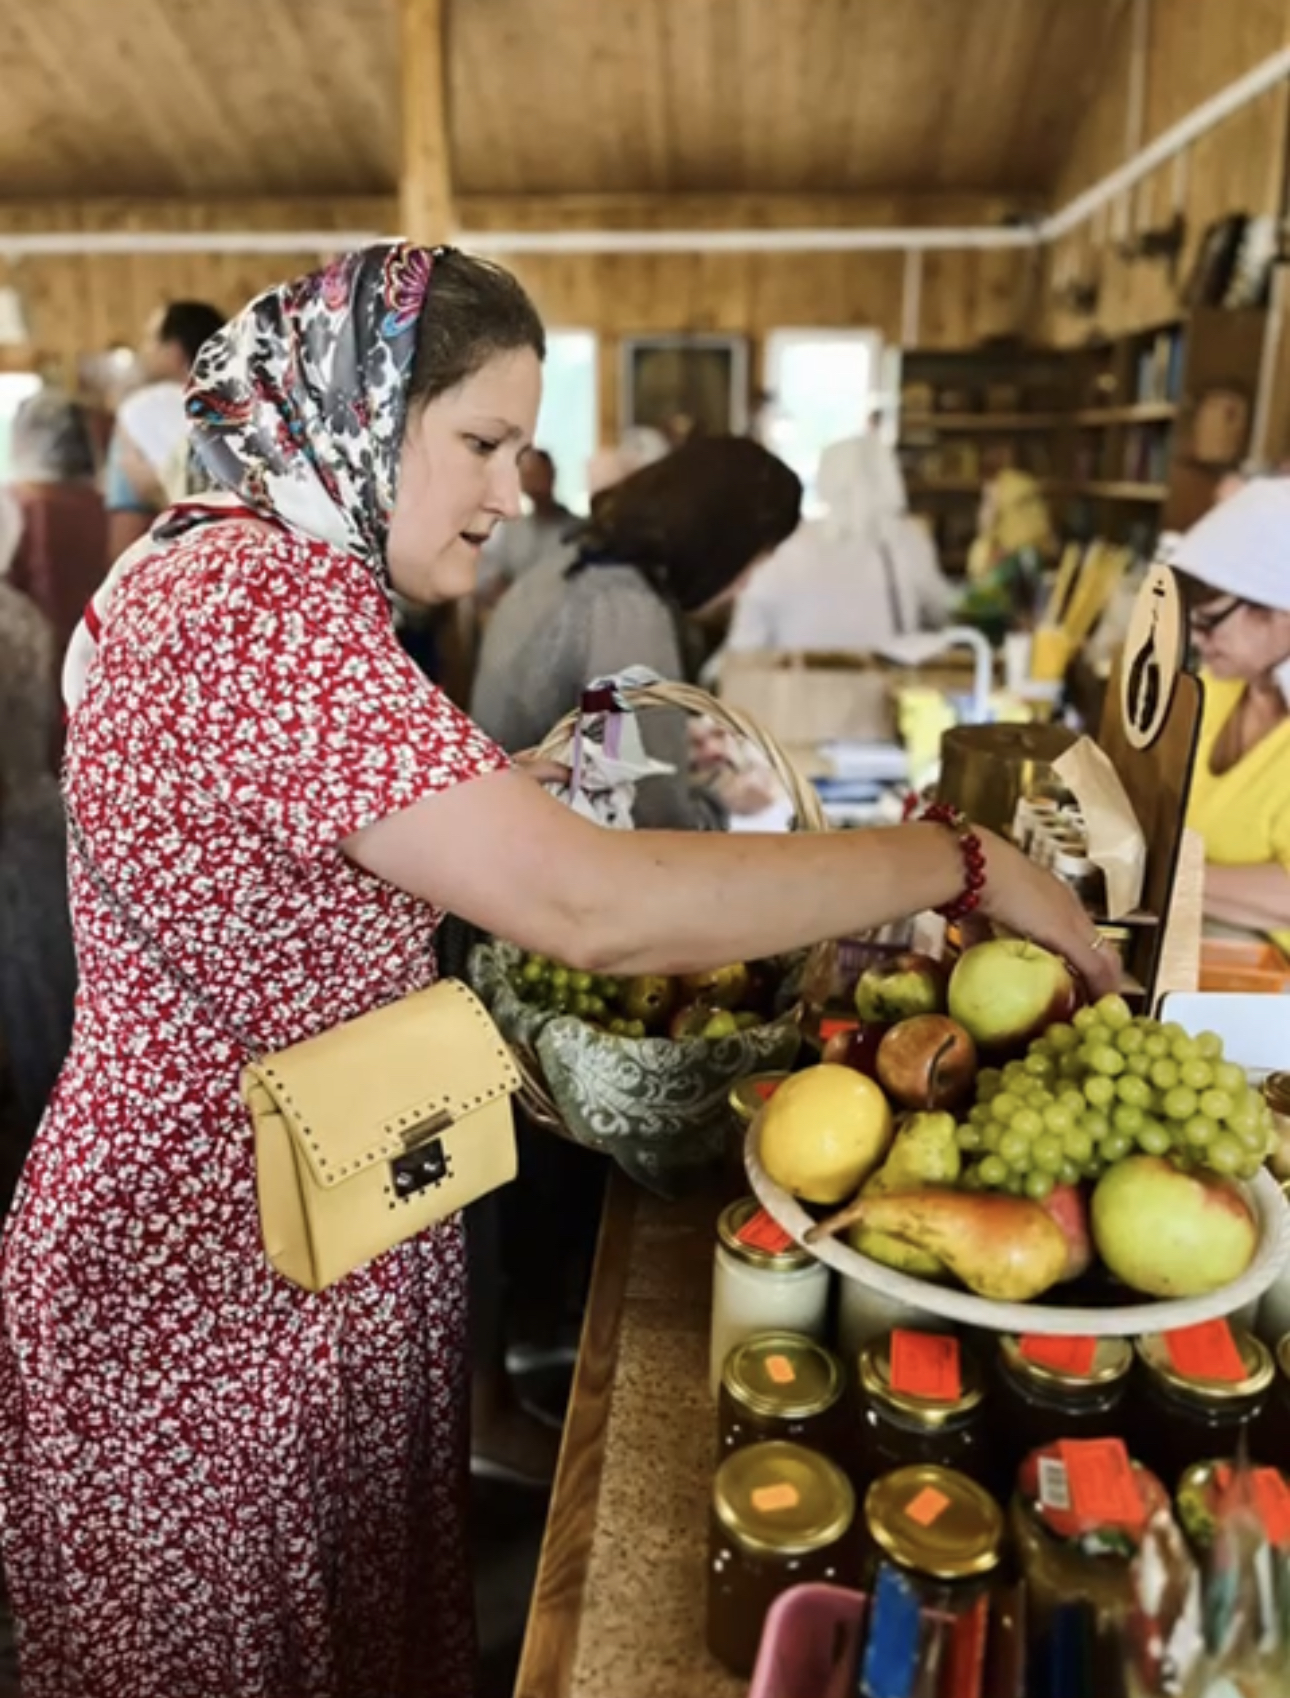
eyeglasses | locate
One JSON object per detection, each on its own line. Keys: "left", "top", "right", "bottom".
{"left": 1190, "top": 597, "right": 1245, "bottom": 637}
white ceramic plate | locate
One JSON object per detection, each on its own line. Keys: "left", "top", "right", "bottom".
{"left": 745, "top": 1114, "right": 1290, "bottom": 1338}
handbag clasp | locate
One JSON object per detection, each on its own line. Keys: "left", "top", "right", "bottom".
{"left": 390, "top": 1110, "right": 454, "bottom": 1199}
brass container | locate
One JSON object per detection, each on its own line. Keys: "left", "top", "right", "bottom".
{"left": 937, "top": 723, "right": 1078, "bottom": 837}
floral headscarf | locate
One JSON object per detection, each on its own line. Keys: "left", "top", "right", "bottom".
{"left": 185, "top": 242, "right": 448, "bottom": 588}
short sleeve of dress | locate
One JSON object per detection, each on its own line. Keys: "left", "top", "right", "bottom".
{"left": 161, "top": 529, "right": 509, "bottom": 860}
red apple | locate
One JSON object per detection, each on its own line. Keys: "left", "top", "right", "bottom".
{"left": 876, "top": 1014, "right": 978, "bottom": 1111}
{"left": 1039, "top": 1183, "right": 1093, "bottom": 1282}
{"left": 822, "top": 1021, "right": 886, "bottom": 1079}
{"left": 946, "top": 939, "right": 1080, "bottom": 1055}
{"left": 854, "top": 952, "right": 948, "bottom": 1026}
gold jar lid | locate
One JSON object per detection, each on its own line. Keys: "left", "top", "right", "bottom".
{"left": 713, "top": 1440, "right": 855, "bottom": 1558}
{"left": 717, "top": 1197, "right": 814, "bottom": 1272}
{"left": 728, "top": 1072, "right": 790, "bottom": 1127}
{"left": 865, "top": 1466, "right": 1002, "bottom": 1581}
{"left": 1136, "top": 1329, "right": 1275, "bottom": 1403}
{"left": 999, "top": 1334, "right": 1133, "bottom": 1393}
{"left": 723, "top": 1332, "right": 844, "bottom": 1422}
{"left": 859, "top": 1333, "right": 984, "bottom": 1428}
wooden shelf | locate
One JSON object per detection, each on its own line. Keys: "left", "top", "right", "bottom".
{"left": 900, "top": 412, "right": 1063, "bottom": 433}
{"left": 905, "top": 477, "right": 981, "bottom": 494}
{"left": 1071, "top": 480, "right": 1169, "bottom": 502}
{"left": 1073, "top": 402, "right": 1178, "bottom": 426}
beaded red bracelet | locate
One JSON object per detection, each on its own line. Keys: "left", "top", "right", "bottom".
{"left": 918, "top": 802, "right": 987, "bottom": 922}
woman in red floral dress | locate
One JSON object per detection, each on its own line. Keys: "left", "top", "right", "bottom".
{"left": 0, "top": 244, "right": 1113, "bottom": 1698}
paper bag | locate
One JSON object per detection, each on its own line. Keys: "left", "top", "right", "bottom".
{"left": 1053, "top": 737, "right": 1146, "bottom": 918}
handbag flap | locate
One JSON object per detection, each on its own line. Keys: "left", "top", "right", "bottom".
{"left": 240, "top": 978, "right": 519, "bottom": 1190}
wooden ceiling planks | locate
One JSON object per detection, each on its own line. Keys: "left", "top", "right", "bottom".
{"left": 0, "top": 0, "right": 1122, "bottom": 203}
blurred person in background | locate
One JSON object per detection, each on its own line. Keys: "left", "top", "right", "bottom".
{"left": 475, "top": 447, "right": 575, "bottom": 609}
{"left": 0, "top": 490, "right": 76, "bottom": 1179}
{"left": 6, "top": 391, "right": 108, "bottom": 660}
{"left": 724, "top": 432, "right": 951, "bottom": 653}
{"left": 958, "top": 467, "right": 1057, "bottom": 646}
{"left": 1174, "top": 478, "right": 1290, "bottom": 953}
{"left": 105, "top": 299, "right": 225, "bottom": 556}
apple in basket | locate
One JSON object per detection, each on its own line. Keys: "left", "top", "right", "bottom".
{"left": 947, "top": 939, "right": 1079, "bottom": 1054}
{"left": 854, "top": 952, "right": 947, "bottom": 1025}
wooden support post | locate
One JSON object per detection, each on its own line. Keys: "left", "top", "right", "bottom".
{"left": 399, "top": 0, "right": 453, "bottom": 245}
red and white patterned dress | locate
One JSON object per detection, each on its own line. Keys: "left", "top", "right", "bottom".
{"left": 0, "top": 517, "right": 506, "bottom": 1698}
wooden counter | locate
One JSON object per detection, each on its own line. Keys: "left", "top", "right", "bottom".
{"left": 515, "top": 1173, "right": 743, "bottom": 1698}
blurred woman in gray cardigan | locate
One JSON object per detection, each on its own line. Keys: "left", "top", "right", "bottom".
{"left": 471, "top": 435, "right": 802, "bottom": 827}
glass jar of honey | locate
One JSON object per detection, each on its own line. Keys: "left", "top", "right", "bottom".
{"left": 853, "top": 1332, "right": 992, "bottom": 1495}
{"left": 991, "top": 1335, "right": 1133, "bottom": 1496}
{"left": 1131, "top": 1330, "right": 1275, "bottom": 1489}
{"left": 725, "top": 1073, "right": 788, "bottom": 1199}
{"left": 718, "top": 1332, "right": 845, "bottom": 1461}
{"left": 706, "top": 1440, "right": 856, "bottom": 1677}
{"left": 862, "top": 1464, "right": 1003, "bottom": 1593}
{"left": 710, "top": 1198, "right": 829, "bottom": 1397}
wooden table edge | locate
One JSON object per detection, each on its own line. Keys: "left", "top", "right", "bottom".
{"left": 513, "top": 1168, "right": 639, "bottom": 1698}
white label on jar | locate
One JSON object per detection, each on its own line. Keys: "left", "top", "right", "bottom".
{"left": 1038, "top": 1455, "right": 1071, "bottom": 1511}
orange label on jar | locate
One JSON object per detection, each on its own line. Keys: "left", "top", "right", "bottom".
{"left": 751, "top": 1482, "right": 800, "bottom": 1514}
{"left": 764, "top": 1354, "right": 797, "bottom": 1386}
{"left": 819, "top": 1018, "right": 858, "bottom": 1041}
{"left": 1164, "top": 1319, "right": 1247, "bottom": 1383}
{"left": 1019, "top": 1335, "right": 1098, "bottom": 1376}
{"left": 1215, "top": 1464, "right": 1290, "bottom": 1547}
{"left": 753, "top": 1079, "right": 783, "bottom": 1103}
{"left": 1059, "top": 1438, "right": 1145, "bottom": 1532}
{"left": 904, "top": 1486, "right": 952, "bottom": 1528}
{"left": 890, "top": 1331, "right": 961, "bottom": 1402}
{"left": 735, "top": 1209, "right": 794, "bottom": 1254}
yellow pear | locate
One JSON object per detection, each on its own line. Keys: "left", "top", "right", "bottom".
{"left": 759, "top": 1064, "right": 893, "bottom": 1205}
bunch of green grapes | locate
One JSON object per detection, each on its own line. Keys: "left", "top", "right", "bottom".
{"left": 956, "top": 994, "right": 1274, "bottom": 1201}
{"left": 511, "top": 955, "right": 647, "bottom": 1036}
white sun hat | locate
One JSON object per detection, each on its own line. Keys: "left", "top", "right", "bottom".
{"left": 1171, "top": 476, "right": 1290, "bottom": 612}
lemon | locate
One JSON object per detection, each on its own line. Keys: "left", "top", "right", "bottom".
{"left": 759, "top": 1065, "right": 894, "bottom": 1204}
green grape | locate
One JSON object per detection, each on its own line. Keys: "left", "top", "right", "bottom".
{"left": 1180, "top": 1060, "right": 1213, "bottom": 1093}
{"left": 1171, "top": 1037, "right": 1199, "bottom": 1064}
{"left": 981, "top": 1123, "right": 1002, "bottom": 1152}
{"left": 1161, "top": 1022, "right": 1188, "bottom": 1043}
{"left": 1043, "top": 1103, "right": 1076, "bottom": 1138}
{"left": 1200, "top": 1089, "right": 1234, "bottom": 1122}
{"left": 1126, "top": 1055, "right": 1154, "bottom": 1079}
{"left": 1090, "top": 1046, "right": 1126, "bottom": 1077}
{"left": 1112, "top": 1103, "right": 1145, "bottom": 1136}
{"left": 1057, "top": 1159, "right": 1082, "bottom": 1186}
{"left": 991, "top": 1092, "right": 1022, "bottom": 1122}
{"left": 1116, "top": 1027, "right": 1146, "bottom": 1055}
{"left": 1196, "top": 1031, "right": 1224, "bottom": 1061}
{"left": 584, "top": 994, "right": 607, "bottom": 1018}
{"left": 998, "top": 1130, "right": 1031, "bottom": 1167}
{"left": 1208, "top": 1136, "right": 1243, "bottom": 1177}
{"left": 1138, "top": 1122, "right": 1172, "bottom": 1158}
{"left": 968, "top": 1103, "right": 993, "bottom": 1128}
{"left": 549, "top": 966, "right": 571, "bottom": 990}
{"left": 1143, "top": 1034, "right": 1170, "bottom": 1060}
{"left": 1011, "top": 1108, "right": 1044, "bottom": 1141}
{"left": 1002, "top": 1174, "right": 1026, "bottom": 1197}
{"left": 1149, "top": 1058, "right": 1180, "bottom": 1092}
{"left": 1213, "top": 1061, "right": 1246, "bottom": 1096}
{"left": 1116, "top": 1074, "right": 1152, "bottom": 1109}
{"left": 548, "top": 987, "right": 572, "bottom": 1012}
{"left": 1058, "top": 1054, "right": 1086, "bottom": 1082}
{"left": 1163, "top": 1086, "right": 1199, "bottom": 1122}
{"left": 571, "top": 993, "right": 595, "bottom": 1017}
{"left": 1084, "top": 1075, "right": 1116, "bottom": 1109}
{"left": 1236, "top": 1157, "right": 1266, "bottom": 1182}
{"left": 1046, "top": 1024, "right": 1079, "bottom": 1054}
{"left": 977, "top": 1154, "right": 1008, "bottom": 1188}
{"left": 519, "top": 958, "right": 548, "bottom": 986}
{"left": 1033, "top": 1136, "right": 1065, "bottom": 1174}
{"left": 956, "top": 1125, "right": 984, "bottom": 1152}
{"left": 1234, "top": 1120, "right": 1269, "bottom": 1154}
{"left": 1096, "top": 994, "right": 1134, "bottom": 1030}
{"left": 1063, "top": 1128, "right": 1094, "bottom": 1164}
{"left": 1024, "top": 1052, "right": 1057, "bottom": 1082}
{"left": 1226, "top": 1099, "right": 1262, "bottom": 1138}
{"left": 976, "top": 1067, "right": 1003, "bottom": 1099}
{"left": 1025, "top": 1171, "right": 1056, "bottom": 1201}
{"left": 569, "top": 970, "right": 594, "bottom": 994}
{"left": 960, "top": 1167, "right": 983, "bottom": 1191}
{"left": 1079, "top": 1110, "right": 1111, "bottom": 1142}
{"left": 1182, "top": 1114, "right": 1218, "bottom": 1149}
{"left": 1101, "top": 1130, "right": 1133, "bottom": 1162}
{"left": 1059, "top": 1088, "right": 1086, "bottom": 1115}
{"left": 1073, "top": 1006, "right": 1101, "bottom": 1033}
{"left": 1003, "top": 1062, "right": 1029, "bottom": 1085}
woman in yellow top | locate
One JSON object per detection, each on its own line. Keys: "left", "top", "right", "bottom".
{"left": 959, "top": 467, "right": 1058, "bottom": 646}
{"left": 1174, "top": 478, "right": 1290, "bottom": 952}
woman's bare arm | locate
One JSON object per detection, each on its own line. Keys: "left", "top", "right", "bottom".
{"left": 1204, "top": 862, "right": 1290, "bottom": 932}
{"left": 344, "top": 768, "right": 1116, "bottom": 992}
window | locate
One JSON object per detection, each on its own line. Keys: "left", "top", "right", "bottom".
{"left": 0, "top": 372, "right": 42, "bottom": 479}
{"left": 534, "top": 331, "right": 597, "bottom": 516}
{"left": 764, "top": 331, "right": 881, "bottom": 513}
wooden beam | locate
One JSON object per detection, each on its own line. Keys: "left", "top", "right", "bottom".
{"left": 399, "top": 0, "right": 453, "bottom": 243}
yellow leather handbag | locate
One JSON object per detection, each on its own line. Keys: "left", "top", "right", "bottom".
{"left": 242, "top": 979, "right": 519, "bottom": 1291}
{"left": 67, "top": 812, "right": 517, "bottom": 1293}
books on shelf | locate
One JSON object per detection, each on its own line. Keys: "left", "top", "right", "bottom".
{"left": 1134, "top": 329, "right": 1184, "bottom": 405}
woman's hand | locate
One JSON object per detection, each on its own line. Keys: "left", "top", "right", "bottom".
{"left": 974, "top": 827, "right": 1120, "bottom": 997}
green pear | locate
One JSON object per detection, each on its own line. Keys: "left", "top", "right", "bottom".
{"left": 849, "top": 1111, "right": 961, "bottom": 1277}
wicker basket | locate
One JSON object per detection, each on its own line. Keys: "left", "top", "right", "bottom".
{"left": 487, "top": 678, "right": 833, "bottom": 1143}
